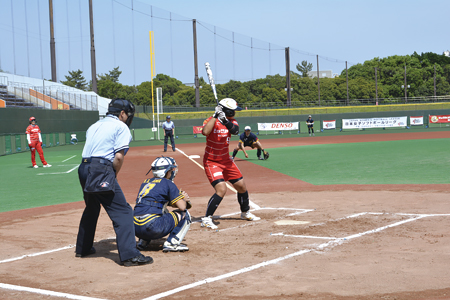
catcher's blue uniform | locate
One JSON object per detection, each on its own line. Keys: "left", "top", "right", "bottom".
{"left": 133, "top": 177, "right": 185, "bottom": 241}
{"left": 239, "top": 132, "right": 259, "bottom": 148}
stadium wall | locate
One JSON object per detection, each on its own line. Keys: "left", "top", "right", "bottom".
{"left": 0, "top": 107, "right": 99, "bottom": 134}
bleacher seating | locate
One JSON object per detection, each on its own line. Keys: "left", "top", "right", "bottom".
{"left": 0, "top": 90, "right": 39, "bottom": 108}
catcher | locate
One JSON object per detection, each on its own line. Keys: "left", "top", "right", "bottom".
{"left": 133, "top": 156, "right": 192, "bottom": 253}
{"left": 231, "top": 126, "right": 269, "bottom": 160}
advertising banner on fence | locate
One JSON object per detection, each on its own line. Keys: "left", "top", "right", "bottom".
{"left": 342, "top": 116, "right": 407, "bottom": 129}
{"left": 410, "top": 116, "right": 424, "bottom": 126}
{"left": 193, "top": 126, "right": 204, "bottom": 134}
{"left": 429, "top": 115, "right": 450, "bottom": 124}
{"left": 323, "top": 120, "right": 336, "bottom": 130}
{"left": 257, "top": 122, "right": 299, "bottom": 131}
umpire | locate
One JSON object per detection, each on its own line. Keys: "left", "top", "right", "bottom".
{"left": 75, "top": 98, "right": 153, "bottom": 267}
{"left": 162, "top": 115, "right": 176, "bottom": 152}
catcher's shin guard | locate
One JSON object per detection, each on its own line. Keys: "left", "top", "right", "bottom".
{"left": 167, "top": 210, "right": 191, "bottom": 246}
{"left": 238, "top": 191, "right": 250, "bottom": 212}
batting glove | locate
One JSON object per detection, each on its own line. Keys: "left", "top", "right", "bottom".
{"left": 213, "top": 106, "right": 223, "bottom": 118}
{"left": 218, "top": 113, "right": 228, "bottom": 125}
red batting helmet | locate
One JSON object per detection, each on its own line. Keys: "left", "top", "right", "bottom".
{"left": 29, "top": 116, "right": 36, "bottom": 123}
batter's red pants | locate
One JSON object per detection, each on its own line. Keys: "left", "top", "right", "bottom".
{"left": 29, "top": 141, "right": 47, "bottom": 166}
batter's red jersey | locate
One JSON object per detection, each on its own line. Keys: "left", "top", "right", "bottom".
{"left": 26, "top": 124, "right": 41, "bottom": 142}
{"left": 202, "top": 116, "right": 239, "bottom": 162}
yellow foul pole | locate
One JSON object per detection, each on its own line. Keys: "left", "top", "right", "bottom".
{"left": 149, "top": 31, "right": 155, "bottom": 128}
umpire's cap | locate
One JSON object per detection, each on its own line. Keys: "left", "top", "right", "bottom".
{"left": 108, "top": 98, "right": 135, "bottom": 127}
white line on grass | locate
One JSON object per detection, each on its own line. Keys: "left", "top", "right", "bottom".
{"left": 37, "top": 165, "right": 79, "bottom": 175}
{"left": 0, "top": 283, "right": 107, "bottom": 300}
{"left": 62, "top": 155, "right": 77, "bottom": 162}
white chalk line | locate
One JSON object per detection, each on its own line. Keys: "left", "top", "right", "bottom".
{"left": 37, "top": 164, "right": 79, "bottom": 175}
{"left": 176, "top": 147, "right": 260, "bottom": 209}
{"left": 142, "top": 212, "right": 450, "bottom": 300}
{"left": 62, "top": 155, "right": 77, "bottom": 162}
{"left": 0, "top": 283, "right": 107, "bottom": 300}
{"left": 0, "top": 236, "right": 116, "bottom": 265}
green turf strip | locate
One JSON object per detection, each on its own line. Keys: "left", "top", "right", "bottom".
{"left": 244, "top": 138, "right": 450, "bottom": 185}
{"left": 1, "top": 137, "right": 448, "bottom": 213}
{"left": 0, "top": 145, "right": 85, "bottom": 213}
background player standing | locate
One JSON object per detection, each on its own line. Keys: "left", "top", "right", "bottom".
{"left": 306, "top": 115, "right": 315, "bottom": 136}
{"left": 162, "top": 115, "right": 176, "bottom": 152}
{"left": 232, "top": 126, "right": 268, "bottom": 160}
{"left": 134, "top": 156, "right": 192, "bottom": 253}
{"left": 76, "top": 98, "right": 152, "bottom": 267}
{"left": 201, "top": 98, "right": 260, "bottom": 230}
{"left": 26, "top": 116, "right": 51, "bottom": 168}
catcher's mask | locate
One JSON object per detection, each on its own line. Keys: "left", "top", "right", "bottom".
{"left": 219, "top": 98, "right": 242, "bottom": 118}
{"left": 29, "top": 116, "right": 36, "bottom": 124}
{"left": 147, "top": 156, "right": 178, "bottom": 181}
{"left": 108, "top": 98, "right": 135, "bottom": 127}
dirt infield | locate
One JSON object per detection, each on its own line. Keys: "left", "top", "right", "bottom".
{"left": 0, "top": 131, "right": 449, "bottom": 300}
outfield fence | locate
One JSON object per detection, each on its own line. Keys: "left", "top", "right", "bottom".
{"left": 0, "top": 132, "right": 86, "bottom": 156}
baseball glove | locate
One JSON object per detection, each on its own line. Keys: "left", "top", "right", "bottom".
{"left": 263, "top": 151, "right": 269, "bottom": 160}
{"left": 186, "top": 200, "right": 192, "bottom": 210}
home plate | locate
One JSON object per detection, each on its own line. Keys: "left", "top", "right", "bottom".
{"left": 188, "top": 155, "right": 201, "bottom": 159}
{"left": 275, "top": 220, "right": 310, "bottom": 225}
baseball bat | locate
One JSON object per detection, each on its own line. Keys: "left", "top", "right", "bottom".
{"left": 205, "top": 62, "right": 219, "bottom": 105}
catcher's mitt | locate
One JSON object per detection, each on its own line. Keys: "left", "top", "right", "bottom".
{"left": 186, "top": 200, "right": 192, "bottom": 210}
{"left": 263, "top": 151, "right": 269, "bottom": 160}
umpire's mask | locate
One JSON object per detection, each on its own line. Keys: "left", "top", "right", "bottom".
{"left": 108, "top": 98, "right": 135, "bottom": 127}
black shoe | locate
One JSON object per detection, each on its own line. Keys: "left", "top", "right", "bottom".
{"left": 75, "top": 247, "right": 96, "bottom": 257}
{"left": 122, "top": 254, "right": 153, "bottom": 267}
{"left": 173, "top": 149, "right": 176, "bottom": 152}
{"left": 164, "top": 150, "right": 167, "bottom": 152}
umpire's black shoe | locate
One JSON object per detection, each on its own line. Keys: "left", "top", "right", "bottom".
{"left": 75, "top": 247, "right": 96, "bottom": 258}
{"left": 122, "top": 254, "right": 153, "bottom": 267}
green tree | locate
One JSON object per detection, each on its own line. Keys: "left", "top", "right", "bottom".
{"left": 61, "top": 69, "right": 87, "bottom": 91}
{"left": 296, "top": 60, "right": 313, "bottom": 78}
{"left": 98, "top": 66, "right": 122, "bottom": 83}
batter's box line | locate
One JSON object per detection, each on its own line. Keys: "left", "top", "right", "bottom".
{"left": 270, "top": 212, "right": 450, "bottom": 241}
{"left": 192, "top": 207, "right": 314, "bottom": 224}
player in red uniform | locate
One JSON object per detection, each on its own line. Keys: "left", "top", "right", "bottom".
{"left": 26, "top": 116, "right": 51, "bottom": 168}
{"left": 200, "top": 98, "right": 260, "bottom": 230}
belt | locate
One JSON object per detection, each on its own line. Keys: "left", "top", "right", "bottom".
{"left": 81, "top": 157, "right": 113, "bottom": 165}
{"left": 135, "top": 214, "right": 152, "bottom": 220}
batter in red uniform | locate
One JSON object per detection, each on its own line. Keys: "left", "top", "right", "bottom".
{"left": 26, "top": 116, "right": 51, "bottom": 168}
{"left": 201, "top": 98, "right": 260, "bottom": 230}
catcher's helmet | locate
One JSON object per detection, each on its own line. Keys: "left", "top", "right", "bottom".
{"left": 29, "top": 116, "right": 36, "bottom": 123}
{"left": 148, "top": 156, "right": 178, "bottom": 181}
{"left": 108, "top": 98, "right": 135, "bottom": 127}
{"left": 219, "top": 98, "right": 242, "bottom": 118}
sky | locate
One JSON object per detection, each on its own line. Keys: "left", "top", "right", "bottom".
{"left": 0, "top": 0, "right": 448, "bottom": 86}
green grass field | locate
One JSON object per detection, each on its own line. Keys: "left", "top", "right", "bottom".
{"left": 246, "top": 138, "right": 449, "bottom": 185}
{"left": 1, "top": 135, "right": 448, "bottom": 213}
